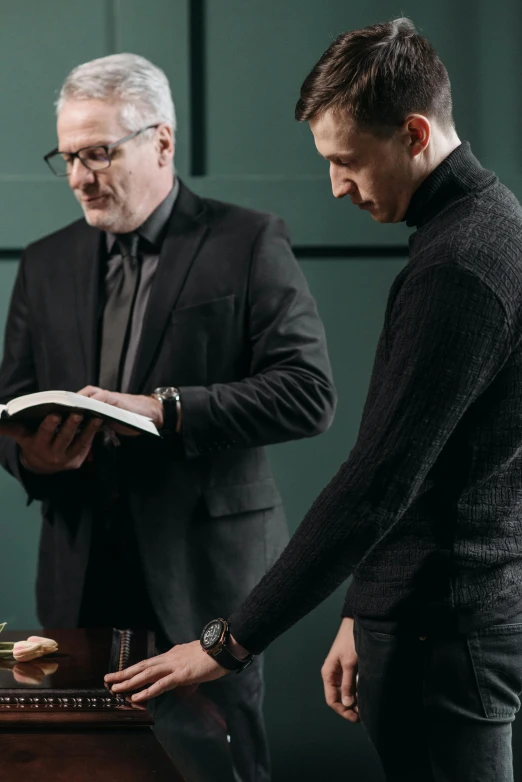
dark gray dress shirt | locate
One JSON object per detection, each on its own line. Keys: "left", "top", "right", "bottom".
{"left": 104, "top": 178, "right": 179, "bottom": 391}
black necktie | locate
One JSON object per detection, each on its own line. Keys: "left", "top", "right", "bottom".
{"left": 98, "top": 232, "right": 140, "bottom": 391}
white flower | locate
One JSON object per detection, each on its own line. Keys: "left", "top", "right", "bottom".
{"left": 12, "top": 636, "right": 58, "bottom": 662}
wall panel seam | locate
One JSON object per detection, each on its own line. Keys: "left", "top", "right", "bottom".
{"left": 106, "top": 0, "right": 121, "bottom": 53}
{"left": 0, "top": 247, "right": 409, "bottom": 261}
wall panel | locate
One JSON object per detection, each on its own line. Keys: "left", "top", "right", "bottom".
{"left": 0, "top": 0, "right": 114, "bottom": 245}
{"left": 1, "top": 0, "right": 519, "bottom": 249}
{"left": 265, "top": 257, "right": 402, "bottom": 778}
{"left": 0, "top": 259, "right": 39, "bottom": 629}
{"left": 2, "top": 1, "right": 522, "bottom": 779}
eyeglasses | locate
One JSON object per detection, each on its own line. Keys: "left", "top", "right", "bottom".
{"left": 43, "top": 124, "right": 159, "bottom": 177}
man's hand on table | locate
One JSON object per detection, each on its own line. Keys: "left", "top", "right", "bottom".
{"left": 77, "top": 386, "right": 163, "bottom": 435}
{"left": 104, "top": 641, "right": 230, "bottom": 702}
{"left": 0, "top": 414, "right": 102, "bottom": 474}
{"left": 321, "top": 617, "right": 360, "bottom": 723}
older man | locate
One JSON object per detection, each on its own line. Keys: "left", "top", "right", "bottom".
{"left": 0, "top": 53, "right": 335, "bottom": 782}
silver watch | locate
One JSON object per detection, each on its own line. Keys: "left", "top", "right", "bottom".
{"left": 151, "top": 386, "right": 181, "bottom": 432}
{"left": 151, "top": 386, "right": 180, "bottom": 405}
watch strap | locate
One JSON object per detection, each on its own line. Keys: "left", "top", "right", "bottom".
{"left": 152, "top": 387, "right": 180, "bottom": 433}
{"left": 210, "top": 643, "right": 253, "bottom": 673}
{"left": 161, "top": 394, "right": 179, "bottom": 433}
{"left": 200, "top": 618, "right": 254, "bottom": 673}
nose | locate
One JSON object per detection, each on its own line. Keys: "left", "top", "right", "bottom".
{"left": 68, "top": 157, "right": 96, "bottom": 190}
{"left": 330, "top": 164, "right": 356, "bottom": 199}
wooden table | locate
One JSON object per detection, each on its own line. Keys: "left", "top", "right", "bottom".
{"left": 0, "top": 628, "right": 185, "bottom": 781}
{"left": 3, "top": 729, "right": 183, "bottom": 781}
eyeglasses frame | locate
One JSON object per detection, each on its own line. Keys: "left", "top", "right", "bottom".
{"left": 43, "top": 123, "right": 160, "bottom": 177}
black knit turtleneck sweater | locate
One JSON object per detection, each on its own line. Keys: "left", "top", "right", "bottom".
{"left": 229, "top": 142, "right": 522, "bottom": 653}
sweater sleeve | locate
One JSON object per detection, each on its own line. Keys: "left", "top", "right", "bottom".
{"left": 228, "top": 264, "right": 512, "bottom": 653}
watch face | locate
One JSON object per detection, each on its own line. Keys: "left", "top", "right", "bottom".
{"left": 153, "top": 386, "right": 179, "bottom": 399}
{"left": 201, "top": 620, "right": 225, "bottom": 650}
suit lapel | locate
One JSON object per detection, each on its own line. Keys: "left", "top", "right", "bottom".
{"left": 73, "top": 224, "right": 104, "bottom": 386}
{"left": 129, "top": 182, "right": 209, "bottom": 394}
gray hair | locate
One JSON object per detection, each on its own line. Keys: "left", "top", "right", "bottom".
{"left": 56, "top": 53, "right": 176, "bottom": 140}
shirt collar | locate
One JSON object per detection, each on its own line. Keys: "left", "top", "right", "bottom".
{"left": 106, "top": 177, "right": 180, "bottom": 254}
{"left": 403, "top": 142, "right": 496, "bottom": 229}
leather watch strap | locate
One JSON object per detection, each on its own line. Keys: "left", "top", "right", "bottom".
{"left": 151, "top": 387, "right": 181, "bottom": 433}
{"left": 161, "top": 393, "right": 180, "bottom": 433}
{"left": 211, "top": 642, "right": 253, "bottom": 672}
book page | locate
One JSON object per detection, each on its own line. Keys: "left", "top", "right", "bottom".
{"left": 5, "top": 391, "right": 159, "bottom": 436}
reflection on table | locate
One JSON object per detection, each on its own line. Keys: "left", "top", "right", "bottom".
{"left": 0, "top": 658, "right": 60, "bottom": 685}
{"left": 0, "top": 628, "right": 237, "bottom": 782}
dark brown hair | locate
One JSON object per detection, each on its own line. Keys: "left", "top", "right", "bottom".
{"left": 295, "top": 18, "right": 453, "bottom": 135}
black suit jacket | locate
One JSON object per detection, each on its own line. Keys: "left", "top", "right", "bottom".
{"left": 0, "top": 182, "right": 335, "bottom": 642}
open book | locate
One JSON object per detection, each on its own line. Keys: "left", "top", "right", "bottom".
{"left": 0, "top": 390, "right": 159, "bottom": 436}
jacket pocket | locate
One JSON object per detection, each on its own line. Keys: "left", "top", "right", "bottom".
{"left": 171, "top": 294, "right": 236, "bottom": 322}
{"left": 203, "top": 480, "right": 282, "bottom": 517}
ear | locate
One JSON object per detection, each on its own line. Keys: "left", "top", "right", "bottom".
{"left": 402, "top": 115, "right": 431, "bottom": 157}
{"left": 156, "top": 123, "right": 175, "bottom": 166}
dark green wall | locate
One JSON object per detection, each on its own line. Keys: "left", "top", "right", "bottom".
{"left": 1, "top": 2, "right": 522, "bottom": 779}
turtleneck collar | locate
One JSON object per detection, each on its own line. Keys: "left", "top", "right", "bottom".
{"left": 404, "top": 142, "right": 496, "bottom": 229}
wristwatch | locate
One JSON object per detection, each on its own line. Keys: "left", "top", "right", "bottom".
{"left": 200, "top": 618, "right": 254, "bottom": 673}
{"left": 151, "top": 386, "right": 181, "bottom": 432}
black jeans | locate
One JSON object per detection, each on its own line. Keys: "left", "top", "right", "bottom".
{"left": 354, "top": 617, "right": 522, "bottom": 781}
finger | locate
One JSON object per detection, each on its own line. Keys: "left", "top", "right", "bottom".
{"left": 324, "top": 684, "right": 345, "bottom": 709}
{"left": 88, "top": 390, "right": 133, "bottom": 410}
{"left": 123, "top": 694, "right": 147, "bottom": 710}
{"left": 322, "top": 656, "right": 360, "bottom": 723}
{"left": 84, "top": 389, "right": 114, "bottom": 405}
{"left": 328, "top": 700, "right": 361, "bottom": 723}
{"left": 33, "top": 415, "right": 62, "bottom": 448}
{"left": 344, "top": 707, "right": 360, "bottom": 723}
{"left": 131, "top": 673, "right": 181, "bottom": 702}
{"left": 323, "top": 676, "right": 342, "bottom": 709}
{"left": 77, "top": 386, "right": 103, "bottom": 397}
{"left": 341, "top": 661, "right": 358, "bottom": 709}
{"left": 67, "top": 417, "right": 103, "bottom": 459}
{"left": 105, "top": 654, "right": 167, "bottom": 683}
{"left": 321, "top": 657, "right": 343, "bottom": 708}
{"left": 110, "top": 664, "right": 174, "bottom": 693}
{"left": 51, "top": 414, "right": 84, "bottom": 451}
